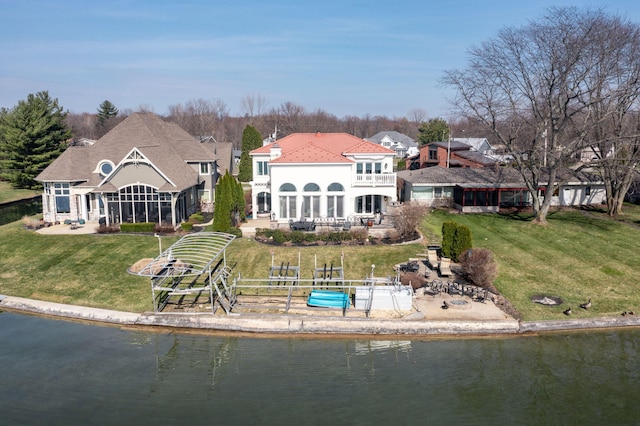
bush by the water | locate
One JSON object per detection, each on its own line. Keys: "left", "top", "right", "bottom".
{"left": 459, "top": 248, "right": 497, "bottom": 288}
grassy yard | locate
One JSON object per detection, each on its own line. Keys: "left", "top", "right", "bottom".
{"left": 421, "top": 205, "right": 640, "bottom": 320}
{"left": 1, "top": 204, "right": 640, "bottom": 321}
{"left": 0, "top": 181, "right": 40, "bottom": 204}
{"left": 0, "top": 220, "right": 422, "bottom": 313}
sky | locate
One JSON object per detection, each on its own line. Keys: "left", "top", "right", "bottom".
{"left": 2, "top": 0, "right": 640, "bottom": 120}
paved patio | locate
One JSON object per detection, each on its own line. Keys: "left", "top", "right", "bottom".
{"left": 36, "top": 221, "right": 100, "bottom": 235}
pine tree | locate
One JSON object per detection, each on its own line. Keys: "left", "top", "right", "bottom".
{"left": 97, "top": 100, "right": 119, "bottom": 123}
{"left": 237, "top": 125, "right": 263, "bottom": 182}
{"left": 96, "top": 100, "right": 119, "bottom": 138}
{"left": 0, "top": 91, "right": 70, "bottom": 189}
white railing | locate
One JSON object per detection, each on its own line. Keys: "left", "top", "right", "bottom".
{"left": 353, "top": 173, "right": 396, "bottom": 187}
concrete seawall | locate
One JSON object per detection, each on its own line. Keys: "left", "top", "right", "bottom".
{"left": 1, "top": 295, "right": 639, "bottom": 336}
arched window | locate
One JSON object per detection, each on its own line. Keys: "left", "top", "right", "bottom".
{"left": 302, "top": 183, "right": 320, "bottom": 218}
{"left": 328, "top": 182, "right": 344, "bottom": 191}
{"left": 256, "top": 192, "right": 271, "bottom": 213}
{"left": 279, "top": 183, "right": 297, "bottom": 219}
{"left": 304, "top": 183, "right": 320, "bottom": 192}
{"left": 279, "top": 183, "right": 296, "bottom": 192}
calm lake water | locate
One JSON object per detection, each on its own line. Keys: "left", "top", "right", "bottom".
{"left": 1, "top": 311, "right": 639, "bottom": 425}
{"left": 0, "top": 197, "right": 42, "bottom": 226}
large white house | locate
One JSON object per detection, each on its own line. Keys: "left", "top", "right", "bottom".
{"left": 250, "top": 132, "right": 397, "bottom": 224}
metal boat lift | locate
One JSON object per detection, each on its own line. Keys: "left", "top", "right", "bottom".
{"left": 136, "top": 232, "right": 237, "bottom": 314}
{"left": 312, "top": 253, "right": 345, "bottom": 289}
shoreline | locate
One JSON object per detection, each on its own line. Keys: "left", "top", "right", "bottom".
{"left": 2, "top": 294, "right": 639, "bottom": 337}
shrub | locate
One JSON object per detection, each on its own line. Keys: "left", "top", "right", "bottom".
{"left": 441, "top": 221, "right": 457, "bottom": 258}
{"left": 459, "top": 248, "right": 498, "bottom": 288}
{"left": 400, "top": 272, "right": 427, "bottom": 290}
{"left": 452, "top": 224, "right": 472, "bottom": 262}
{"left": 225, "top": 227, "right": 243, "bottom": 237}
{"left": 188, "top": 212, "right": 204, "bottom": 223}
{"left": 96, "top": 224, "right": 120, "bottom": 234}
{"left": 442, "top": 221, "right": 473, "bottom": 261}
{"left": 394, "top": 201, "right": 429, "bottom": 238}
{"left": 120, "top": 222, "right": 155, "bottom": 233}
{"left": 154, "top": 223, "right": 175, "bottom": 234}
{"left": 180, "top": 222, "right": 194, "bottom": 232}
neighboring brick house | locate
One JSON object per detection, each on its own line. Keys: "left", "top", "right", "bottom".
{"left": 408, "top": 141, "right": 498, "bottom": 169}
{"left": 36, "top": 113, "right": 218, "bottom": 226}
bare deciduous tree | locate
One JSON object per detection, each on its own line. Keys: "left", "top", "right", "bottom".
{"left": 393, "top": 201, "right": 429, "bottom": 239}
{"left": 442, "top": 7, "right": 640, "bottom": 223}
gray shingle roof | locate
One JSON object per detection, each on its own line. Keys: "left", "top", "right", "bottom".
{"left": 366, "top": 131, "right": 418, "bottom": 148}
{"left": 37, "top": 113, "right": 217, "bottom": 192}
{"left": 397, "top": 166, "right": 602, "bottom": 187}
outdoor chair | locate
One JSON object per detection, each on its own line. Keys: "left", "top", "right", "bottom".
{"left": 439, "top": 257, "right": 452, "bottom": 277}
{"left": 427, "top": 249, "right": 439, "bottom": 269}
{"left": 342, "top": 221, "right": 352, "bottom": 231}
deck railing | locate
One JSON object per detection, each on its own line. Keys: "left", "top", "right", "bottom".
{"left": 353, "top": 173, "right": 396, "bottom": 187}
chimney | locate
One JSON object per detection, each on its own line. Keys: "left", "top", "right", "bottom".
{"left": 270, "top": 142, "right": 282, "bottom": 160}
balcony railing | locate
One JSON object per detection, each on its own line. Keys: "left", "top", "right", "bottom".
{"left": 353, "top": 173, "right": 396, "bottom": 187}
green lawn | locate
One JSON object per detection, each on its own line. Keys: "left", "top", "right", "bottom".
{"left": 0, "top": 221, "right": 422, "bottom": 313}
{"left": 0, "top": 181, "right": 40, "bottom": 204}
{"left": 421, "top": 205, "right": 640, "bottom": 320}
{"left": 1, "top": 205, "right": 640, "bottom": 321}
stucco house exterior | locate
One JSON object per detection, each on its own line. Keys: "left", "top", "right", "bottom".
{"left": 36, "top": 113, "right": 218, "bottom": 226}
{"left": 249, "top": 132, "right": 397, "bottom": 224}
{"left": 366, "top": 131, "right": 419, "bottom": 158}
{"left": 397, "top": 166, "right": 606, "bottom": 212}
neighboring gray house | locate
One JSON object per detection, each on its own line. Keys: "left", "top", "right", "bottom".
{"left": 36, "top": 113, "right": 219, "bottom": 226}
{"left": 397, "top": 166, "right": 606, "bottom": 213}
{"left": 367, "top": 131, "right": 419, "bottom": 158}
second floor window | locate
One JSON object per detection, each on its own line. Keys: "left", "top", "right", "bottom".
{"left": 357, "top": 162, "right": 382, "bottom": 174}
{"left": 428, "top": 148, "right": 438, "bottom": 160}
{"left": 257, "top": 161, "right": 269, "bottom": 175}
{"left": 200, "top": 163, "right": 209, "bottom": 175}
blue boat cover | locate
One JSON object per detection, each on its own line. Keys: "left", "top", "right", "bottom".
{"left": 307, "top": 290, "right": 350, "bottom": 309}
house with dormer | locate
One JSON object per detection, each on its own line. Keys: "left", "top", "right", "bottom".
{"left": 366, "top": 131, "right": 419, "bottom": 158}
{"left": 249, "top": 132, "right": 397, "bottom": 224}
{"left": 36, "top": 113, "right": 218, "bottom": 226}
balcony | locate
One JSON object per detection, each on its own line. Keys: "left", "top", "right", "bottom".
{"left": 353, "top": 173, "right": 396, "bottom": 187}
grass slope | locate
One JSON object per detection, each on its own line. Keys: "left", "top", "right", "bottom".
{"left": 0, "top": 181, "right": 39, "bottom": 204}
{"left": 421, "top": 206, "right": 640, "bottom": 320}
{"left": 1, "top": 205, "right": 639, "bottom": 321}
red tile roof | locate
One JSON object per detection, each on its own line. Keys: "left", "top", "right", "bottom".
{"left": 251, "top": 132, "right": 394, "bottom": 164}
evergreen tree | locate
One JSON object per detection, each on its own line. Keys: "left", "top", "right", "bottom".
{"left": 0, "top": 91, "right": 70, "bottom": 189}
{"left": 232, "top": 177, "right": 246, "bottom": 222}
{"left": 213, "top": 172, "right": 234, "bottom": 231}
{"left": 97, "top": 100, "right": 119, "bottom": 123}
{"left": 237, "top": 125, "right": 263, "bottom": 181}
{"left": 96, "top": 100, "right": 119, "bottom": 138}
{"left": 417, "top": 118, "right": 449, "bottom": 145}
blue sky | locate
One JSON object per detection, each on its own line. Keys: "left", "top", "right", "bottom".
{"left": 2, "top": 0, "right": 640, "bottom": 119}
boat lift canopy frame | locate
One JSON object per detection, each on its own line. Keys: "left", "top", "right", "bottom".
{"left": 137, "top": 232, "right": 236, "bottom": 314}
